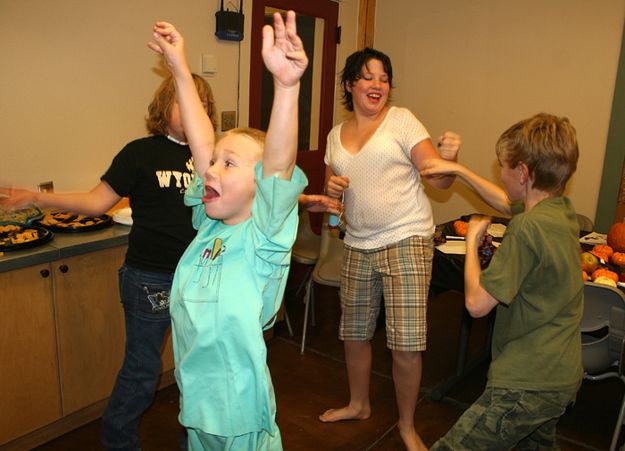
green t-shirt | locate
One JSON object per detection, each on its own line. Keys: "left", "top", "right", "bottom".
{"left": 170, "top": 163, "right": 307, "bottom": 437}
{"left": 481, "top": 196, "right": 583, "bottom": 391}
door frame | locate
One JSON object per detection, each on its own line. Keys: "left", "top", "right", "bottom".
{"left": 249, "top": 0, "right": 338, "bottom": 196}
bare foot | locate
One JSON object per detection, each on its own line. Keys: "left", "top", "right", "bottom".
{"left": 318, "top": 404, "right": 371, "bottom": 422}
{"left": 398, "top": 424, "right": 428, "bottom": 451}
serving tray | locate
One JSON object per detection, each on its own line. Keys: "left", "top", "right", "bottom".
{"left": 0, "top": 222, "right": 53, "bottom": 252}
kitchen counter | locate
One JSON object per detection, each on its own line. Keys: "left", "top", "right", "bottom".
{"left": 0, "top": 224, "right": 130, "bottom": 273}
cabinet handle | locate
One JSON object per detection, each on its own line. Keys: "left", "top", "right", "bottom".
{"left": 40, "top": 269, "right": 50, "bottom": 278}
{"left": 59, "top": 264, "right": 69, "bottom": 273}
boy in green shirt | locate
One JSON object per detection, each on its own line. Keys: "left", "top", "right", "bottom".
{"left": 422, "top": 113, "right": 583, "bottom": 450}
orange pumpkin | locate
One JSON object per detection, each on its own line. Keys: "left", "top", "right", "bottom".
{"left": 591, "top": 244, "right": 614, "bottom": 262}
{"left": 612, "top": 252, "right": 625, "bottom": 267}
{"left": 582, "top": 270, "right": 588, "bottom": 281}
{"left": 591, "top": 268, "right": 619, "bottom": 283}
{"left": 453, "top": 220, "right": 468, "bottom": 237}
{"left": 607, "top": 223, "right": 625, "bottom": 252}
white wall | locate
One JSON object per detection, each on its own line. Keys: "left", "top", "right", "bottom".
{"left": 0, "top": 0, "right": 359, "bottom": 194}
{"left": 375, "top": 0, "right": 625, "bottom": 224}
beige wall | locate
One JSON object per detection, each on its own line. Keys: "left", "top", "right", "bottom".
{"left": 375, "top": 0, "right": 625, "bottom": 225}
{"left": 0, "top": 0, "right": 359, "bottom": 193}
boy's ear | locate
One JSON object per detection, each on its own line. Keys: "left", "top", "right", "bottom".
{"left": 518, "top": 162, "right": 530, "bottom": 185}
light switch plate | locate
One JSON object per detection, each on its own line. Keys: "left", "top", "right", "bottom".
{"left": 38, "top": 181, "right": 54, "bottom": 193}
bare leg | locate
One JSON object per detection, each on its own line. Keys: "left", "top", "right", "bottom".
{"left": 319, "top": 340, "right": 372, "bottom": 422}
{"left": 392, "top": 350, "right": 427, "bottom": 451}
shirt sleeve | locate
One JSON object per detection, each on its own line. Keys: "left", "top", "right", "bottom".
{"left": 480, "top": 217, "right": 534, "bottom": 306}
{"left": 184, "top": 172, "right": 210, "bottom": 230}
{"left": 100, "top": 144, "right": 138, "bottom": 197}
{"left": 397, "top": 108, "right": 430, "bottom": 159}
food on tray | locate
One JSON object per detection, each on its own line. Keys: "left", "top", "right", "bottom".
{"left": 0, "top": 224, "right": 43, "bottom": 247}
{"left": 0, "top": 205, "right": 43, "bottom": 224}
{"left": 38, "top": 211, "right": 111, "bottom": 231}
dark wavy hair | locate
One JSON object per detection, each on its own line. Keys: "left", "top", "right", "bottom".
{"left": 145, "top": 73, "right": 216, "bottom": 135}
{"left": 340, "top": 48, "right": 393, "bottom": 111}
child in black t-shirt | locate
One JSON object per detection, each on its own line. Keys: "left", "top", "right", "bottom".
{"left": 0, "top": 73, "right": 217, "bottom": 450}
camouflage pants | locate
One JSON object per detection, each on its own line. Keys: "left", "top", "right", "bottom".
{"left": 430, "top": 386, "right": 578, "bottom": 451}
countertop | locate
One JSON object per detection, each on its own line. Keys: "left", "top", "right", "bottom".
{"left": 0, "top": 224, "right": 130, "bottom": 273}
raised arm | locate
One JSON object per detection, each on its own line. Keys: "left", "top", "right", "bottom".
{"left": 148, "top": 23, "right": 215, "bottom": 177}
{"left": 411, "top": 132, "right": 461, "bottom": 190}
{"left": 420, "top": 158, "right": 511, "bottom": 215}
{"left": 464, "top": 215, "right": 499, "bottom": 318}
{"left": 0, "top": 182, "right": 121, "bottom": 216}
{"left": 261, "top": 11, "right": 308, "bottom": 180}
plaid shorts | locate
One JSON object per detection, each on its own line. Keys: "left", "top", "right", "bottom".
{"left": 338, "top": 235, "right": 433, "bottom": 351}
{"left": 430, "top": 386, "right": 578, "bottom": 451}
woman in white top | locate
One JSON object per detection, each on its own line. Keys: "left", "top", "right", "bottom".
{"left": 320, "top": 47, "right": 460, "bottom": 451}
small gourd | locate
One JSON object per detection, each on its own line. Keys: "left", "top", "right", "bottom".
{"left": 612, "top": 252, "right": 625, "bottom": 267}
{"left": 591, "top": 268, "right": 619, "bottom": 283}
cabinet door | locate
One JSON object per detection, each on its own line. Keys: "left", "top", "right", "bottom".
{"left": 54, "top": 246, "right": 126, "bottom": 415}
{"left": 0, "top": 264, "right": 62, "bottom": 444}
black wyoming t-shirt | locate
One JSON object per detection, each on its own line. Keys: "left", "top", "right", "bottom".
{"left": 102, "top": 135, "right": 196, "bottom": 272}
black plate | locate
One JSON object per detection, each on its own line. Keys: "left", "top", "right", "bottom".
{"left": 0, "top": 222, "right": 53, "bottom": 252}
{"left": 36, "top": 212, "right": 113, "bottom": 233}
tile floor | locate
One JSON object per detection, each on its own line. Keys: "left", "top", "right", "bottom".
{"left": 35, "top": 262, "right": 623, "bottom": 450}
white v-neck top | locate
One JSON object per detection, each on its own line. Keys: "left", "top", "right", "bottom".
{"left": 324, "top": 106, "right": 434, "bottom": 249}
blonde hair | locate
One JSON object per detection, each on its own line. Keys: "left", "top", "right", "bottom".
{"left": 145, "top": 73, "right": 216, "bottom": 135}
{"left": 495, "top": 113, "right": 578, "bottom": 195}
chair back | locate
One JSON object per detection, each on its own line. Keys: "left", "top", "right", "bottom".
{"left": 312, "top": 223, "right": 344, "bottom": 287}
{"left": 576, "top": 214, "right": 594, "bottom": 232}
{"left": 292, "top": 211, "right": 321, "bottom": 265}
{"left": 581, "top": 282, "right": 625, "bottom": 374}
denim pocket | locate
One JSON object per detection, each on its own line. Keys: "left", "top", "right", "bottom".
{"left": 119, "top": 265, "right": 174, "bottom": 318}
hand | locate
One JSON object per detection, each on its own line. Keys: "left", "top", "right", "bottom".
{"left": 262, "top": 11, "right": 308, "bottom": 88}
{"left": 326, "top": 175, "right": 349, "bottom": 199}
{"left": 0, "top": 186, "right": 39, "bottom": 209}
{"left": 437, "top": 131, "right": 461, "bottom": 161}
{"left": 148, "top": 21, "right": 189, "bottom": 75}
{"left": 420, "top": 158, "right": 461, "bottom": 178}
{"left": 299, "top": 194, "right": 342, "bottom": 215}
{"left": 466, "top": 215, "right": 491, "bottom": 247}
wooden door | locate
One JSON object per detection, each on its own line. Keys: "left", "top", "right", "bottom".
{"left": 53, "top": 246, "right": 126, "bottom": 415}
{"left": 0, "top": 264, "right": 62, "bottom": 444}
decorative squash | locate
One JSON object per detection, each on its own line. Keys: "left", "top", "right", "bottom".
{"left": 591, "top": 268, "right": 619, "bottom": 283}
{"left": 612, "top": 252, "right": 625, "bottom": 267}
{"left": 607, "top": 222, "right": 625, "bottom": 252}
{"left": 591, "top": 244, "right": 614, "bottom": 262}
{"left": 453, "top": 220, "right": 468, "bottom": 237}
{"left": 594, "top": 276, "right": 618, "bottom": 287}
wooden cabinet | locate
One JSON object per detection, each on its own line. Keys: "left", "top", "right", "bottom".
{"left": 1, "top": 243, "right": 177, "bottom": 449}
{"left": 54, "top": 246, "right": 126, "bottom": 414}
{"left": 0, "top": 264, "right": 62, "bottom": 444}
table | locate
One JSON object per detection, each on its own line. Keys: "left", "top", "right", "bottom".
{"left": 428, "top": 216, "right": 506, "bottom": 401}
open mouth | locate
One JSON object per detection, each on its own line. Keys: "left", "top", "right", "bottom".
{"left": 367, "top": 93, "right": 382, "bottom": 101}
{"left": 202, "top": 185, "right": 220, "bottom": 203}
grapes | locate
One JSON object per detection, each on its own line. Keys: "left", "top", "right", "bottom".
{"left": 478, "top": 234, "right": 496, "bottom": 268}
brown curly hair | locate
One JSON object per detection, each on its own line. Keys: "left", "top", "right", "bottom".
{"left": 145, "top": 73, "right": 216, "bottom": 135}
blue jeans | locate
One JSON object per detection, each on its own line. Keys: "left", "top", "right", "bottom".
{"left": 101, "top": 263, "right": 174, "bottom": 451}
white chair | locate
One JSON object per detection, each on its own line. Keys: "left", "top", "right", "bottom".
{"left": 283, "top": 211, "right": 321, "bottom": 336}
{"left": 300, "top": 222, "right": 344, "bottom": 354}
{"left": 577, "top": 214, "right": 594, "bottom": 233}
{"left": 581, "top": 281, "right": 625, "bottom": 451}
